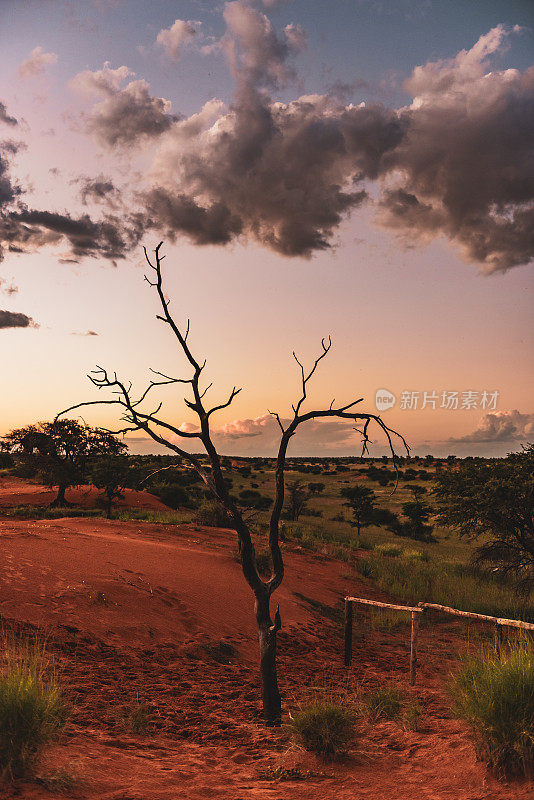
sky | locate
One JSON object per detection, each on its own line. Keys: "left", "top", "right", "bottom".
{"left": 0, "top": 0, "right": 533, "bottom": 458}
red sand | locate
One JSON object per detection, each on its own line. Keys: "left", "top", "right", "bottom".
{"left": 0, "top": 480, "right": 531, "bottom": 799}
{"left": 0, "top": 476, "right": 168, "bottom": 511}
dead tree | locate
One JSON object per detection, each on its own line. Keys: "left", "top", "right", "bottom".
{"left": 57, "top": 242, "right": 409, "bottom": 726}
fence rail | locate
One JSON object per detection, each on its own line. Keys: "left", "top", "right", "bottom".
{"left": 344, "top": 596, "right": 534, "bottom": 685}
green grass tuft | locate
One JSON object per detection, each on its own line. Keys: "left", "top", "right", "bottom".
{"left": 450, "top": 641, "right": 534, "bottom": 777}
{"left": 0, "top": 638, "right": 66, "bottom": 780}
{"left": 289, "top": 701, "right": 355, "bottom": 758}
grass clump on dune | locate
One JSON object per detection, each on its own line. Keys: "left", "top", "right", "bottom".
{"left": 356, "top": 552, "right": 531, "bottom": 621}
{"left": 364, "top": 685, "right": 421, "bottom": 729}
{"left": 289, "top": 701, "right": 355, "bottom": 758}
{"left": 450, "top": 641, "right": 534, "bottom": 777}
{"left": 0, "top": 637, "right": 66, "bottom": 780}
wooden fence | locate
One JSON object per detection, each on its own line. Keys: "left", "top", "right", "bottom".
{"left": 344, "top": 596, "right": 534, "bottom": 685}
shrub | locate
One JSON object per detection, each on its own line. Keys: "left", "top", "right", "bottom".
{"left": 289, "top": 701, "right": 355, "bottom": 758}
{"left": 450, "top": 642, "right": 534, "bottom": 777}
{"left": 194, "top": 500, "right": 233, "bottom": 528}
{"left": 118, "top": 699, "right": 153, "bottom": 734}
{"left": 149, "top": 481, "right": 191, "bottom": 509}
{"left": 238, "top": 489, "right": 272, "bottom": 510}
{"left": 0, "top": 643, "right": 66, "bottom": 779}
{"left": 0, "top": 453, "right": 13, "bottom": 469}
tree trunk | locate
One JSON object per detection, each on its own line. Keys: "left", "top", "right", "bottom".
{"left": 106, "top": 492, "right": 112, "bottom": 519}
{"left": 50, "top": 483, "right": 71, "bottom": 508}
{"left": 255, "top": 590, "right": 282, "bottom": 726}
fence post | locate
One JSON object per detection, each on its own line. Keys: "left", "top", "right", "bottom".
{"left": 344, "top": 599, "right": 353, "bottom": 667}
{"left": 494, "top": 622, "right": 503, "bottom": 654}
{"left": 410, "top": 610, "right": 420, "bottom": 685}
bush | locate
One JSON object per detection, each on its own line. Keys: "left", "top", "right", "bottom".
{"left": 0, "top": 453, "right": 13, "bottom": 469}
{"left": 194, "top": 500, "right": 233, "bottom": 528}
{"left": 0, "top": 643, "right": 66, "bottom": 779}
{"left": 289, "top": 701, "right": 355, "bottom": 758}
{"left": 11, "top": 462, "right": 38, "bottom": 479}
{"left": 149, "top": 481, "right": 191, "bottom": 509}
{"left": 450, "top": 642, "right": 534, "bottom": 777}
{"left": 238, "top": 489, "right": 272, "bottom": 510}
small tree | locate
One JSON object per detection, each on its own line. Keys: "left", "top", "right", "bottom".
{"left": 389, "top": 500, "right": 435, "bottom": 542}
{"left": 340, "top": 485, "right": 376, "bottom": 541}
{"left": 90, "top": 455, "right": 135, "bottom": 518}
{"left": 57, "top": 242, "right": 408, "bottom": 725}
{"left": 286, "top": 480, "right": 310, "bottom": 521}
{"left": 434, "top": 446, "right": 534, "bottom": 593}
{"left": 407, "top": 484, "right": 426, "bottom": 500}
{"left": 3, "top": 420, "right": 126, "bottom": 506}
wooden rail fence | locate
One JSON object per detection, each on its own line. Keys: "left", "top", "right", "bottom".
{"left": 344, "top": 596, "right": 534, "bottom": 685}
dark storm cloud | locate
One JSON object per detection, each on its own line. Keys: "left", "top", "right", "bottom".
{"left": 0, "top": 310, "right": 37, "bottom": 329}
{"left": 143, "top": 189, "right": 243, "bottom": 246}
{"left": 3, "top": 18, "right": 534, "bottom": 271}
{"left": 137, "top": 2, "right": 402, "bottom": 255}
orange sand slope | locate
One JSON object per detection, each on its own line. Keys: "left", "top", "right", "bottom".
{"left": 0, "top": 510, "right": 531, "bottom": 799}
{"left": 0, "top": 477, "right": 167, "bottom": 510}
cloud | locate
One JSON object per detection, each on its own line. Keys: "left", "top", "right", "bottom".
{"left": 4, "top": 207, "right": 144, "bottom": 263}
{"left": 18, "top": 46, "right": 58, "bottom": 79}
{"left": 0, "top": 130, "right": 142, "bottom": 264}
{"left": 72, "top": 329, "right": 99, "bottom": 336}
{"left": 78, "top": 175, "right": 121, "bottom": 207}
{"left": 145, "top": 93, "right": 401, "bottom": 255}
{"left": 0, "top": 277, "right": 18, "bottom": 295}
{"left": 0, "top": 310, "right": 38, "bottom": 329}
{"left": 378, "top": 25, "right": 534, "bottom": 272}
{"left": 0, "top": 103, "right": 17, "bottom": 127}
{"left": 450, "top": 410, "right": 534, "bottom": 443}
{"left": 0, "top": 143, "right": 23, "bottom": 210}
{"left": 127, "top": 18, "right": 530, "bottom": 267}
{"left": 70, "top": 63, "right": 133, "bottom": 96}
{"left": 3, "top": 21, "right": 534, "bottom": 271}
{"left": 71, "top": 63, "right": 178, "bottom": 148}
{"left": 156, "top": 19, "right": 199, "bottom": 61}
{"left": 223, "top": 0, "right": 306, "bottom": 90}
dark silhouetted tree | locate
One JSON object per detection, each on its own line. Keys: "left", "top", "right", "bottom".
{"left": 341, "top": 485, "right": 376, "bottom": 540}
{"left": 3, "top": 420, "right": 126, "bottom": 506}
{"left": 57, "top": 242, "right": 408, "bottom": 725}
{"left": 286, "top": 480, "right": 310, "bottom": 521}
{"left": 434, "top": 446, "right": 534, "bottom": 593}
{"left": 91, "top": 455, "right": 135, "bottom": 518}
